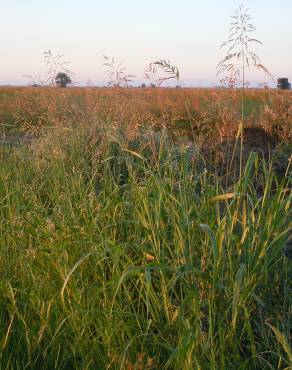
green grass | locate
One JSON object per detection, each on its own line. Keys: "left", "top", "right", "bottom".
{"left": 0, "top": 124, "right": 291, "bottom": 369}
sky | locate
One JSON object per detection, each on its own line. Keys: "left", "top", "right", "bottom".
{"left": 0, "top": 0, "right": 291, "bottom": 87}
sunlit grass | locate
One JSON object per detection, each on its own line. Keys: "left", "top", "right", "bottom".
{"left": 0, "top": 88, "right": 291, "bottom": 369}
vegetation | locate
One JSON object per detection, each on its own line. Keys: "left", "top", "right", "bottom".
{"left": 103, "top": 56, "right": 135, "bottom": 88}
{"left": 1, "top": 0, "right": 291, "bottom": 367}
{"left": 217, "top": 3, "right": 272, "bottom": 176}
{"left": 144, "top": 61, "right": 180, "bottom": 88}
{"left": 277, "top": 78, "right": 291, "bottom": 90}
{"left": 55, "top": 72, "right": 72, "bottom": 88}
{"left": 44, "top": 50, "right": 75, "bottom": 87}
{"left": 0, "top": 86, "right": 291, "bottom": 369}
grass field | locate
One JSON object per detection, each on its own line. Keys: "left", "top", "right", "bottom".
{"left": 0, "top": 87, "right": 291, "bottom": 369}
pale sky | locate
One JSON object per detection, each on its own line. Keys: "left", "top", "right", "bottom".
{"left": 0, "top": 0, "right": 291, "bottom": 86}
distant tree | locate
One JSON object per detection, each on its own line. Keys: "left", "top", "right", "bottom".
{"left": 277, "top": 78, "right": 291, "bottom": 90}
{"left": 55, "top": 72, "right": 72, "bottom": 88}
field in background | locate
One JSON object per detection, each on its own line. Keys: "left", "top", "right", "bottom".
{"left": 1, "top": 87, "right": 292, "bottom": 141}
{"left": 0, "top": 87, "right": 291, "bottom": 369}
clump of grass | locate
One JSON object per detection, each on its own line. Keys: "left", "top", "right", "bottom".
{"left": 217, "top": 3, "right": 272, "bottom": 91}
{"left": 0, "top": 121, "right": 291, "bottom": 369}
{"left": 144, "top": 60, "right": 180, "bottom": 87}
{"left": 217, "top": 3, "right": 273, "bottom": 175}
{"left": 103, "top": 55, "right": 136, "bottom": 88}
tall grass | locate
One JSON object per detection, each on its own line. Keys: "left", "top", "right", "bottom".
{"left": 217, "top": 3, "right": 272, "bottom": 177}
{"left": 0, "top": 119, "right": 291, "bottom": 369}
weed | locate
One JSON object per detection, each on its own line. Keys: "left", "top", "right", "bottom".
{"left": 103, "top": 55, "right": 135, "bottom": 88}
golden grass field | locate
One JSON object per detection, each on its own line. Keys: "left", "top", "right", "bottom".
{"left": 1, "top": 87, "right": 291, "bottom": 140}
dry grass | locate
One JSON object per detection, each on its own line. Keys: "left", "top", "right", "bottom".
{"left": 0, "top": 87, "right": 291, "bottom": 142}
